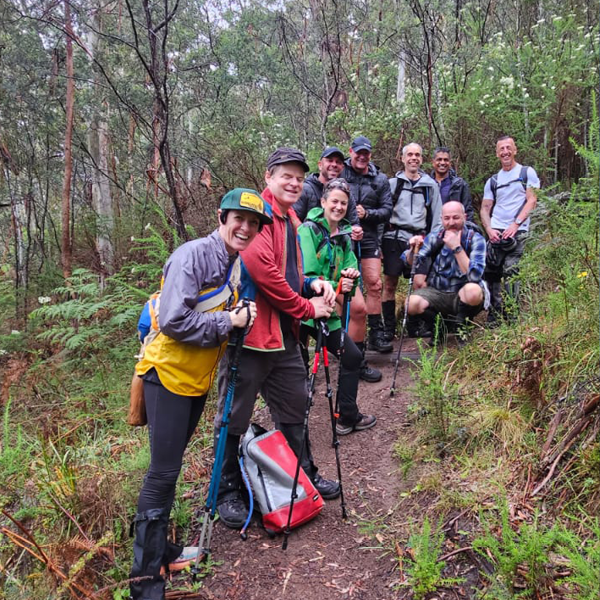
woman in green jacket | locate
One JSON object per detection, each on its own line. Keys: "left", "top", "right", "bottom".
{"left": 298, "top": 178, "right": 377, "bottom": 435}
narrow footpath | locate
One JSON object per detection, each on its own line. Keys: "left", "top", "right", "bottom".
{"left": 174, "top": 342, "right": 423, "bottom": 600}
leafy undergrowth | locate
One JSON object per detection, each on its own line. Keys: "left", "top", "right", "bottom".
{"left": 0, "top": 229, "right": 220, "bottom": 599}
{"left": 389, "top": 190, "right": 599, "bottom": 598}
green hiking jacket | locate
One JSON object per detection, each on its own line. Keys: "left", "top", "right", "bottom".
{"left": 298, "top": 207, "right": 358, "bottom": 331}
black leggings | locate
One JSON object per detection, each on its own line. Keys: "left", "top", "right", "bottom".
{"left": 300, "top": 325, "right": 363, "bottom": 426}
{"left": 137, "top": 379, "right": 207, "bottom": 513}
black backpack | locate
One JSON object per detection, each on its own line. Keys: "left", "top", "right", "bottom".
{"left": 489, "top": 166, "right": 528, "bottom": 217}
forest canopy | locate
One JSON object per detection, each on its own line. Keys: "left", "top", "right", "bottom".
{"left": 0, "top": 0, "right": 597, "bottom": 315}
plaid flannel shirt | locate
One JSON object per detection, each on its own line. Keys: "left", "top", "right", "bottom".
{"left": 412, "top": 226, "right": 486, "bottom": 293}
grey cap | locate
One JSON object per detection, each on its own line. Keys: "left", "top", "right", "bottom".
{"left": 266, "top": 147, "right": 310, "bottom": 172}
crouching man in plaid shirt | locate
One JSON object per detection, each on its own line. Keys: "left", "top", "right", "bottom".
{"left": 403, "top": 201, "right": 487, "bottom": 343}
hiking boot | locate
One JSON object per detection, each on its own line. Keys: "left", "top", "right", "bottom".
{"left": 216, "top": 493, "right": 248, "bottom": 529}
{"left": 367, "top": 315, "right": 393, "bottom": 353}
{"left": 486, "top": 311, "right": 501, "bottom": 329}
{"left": 336, "top": 413, "right": 377, "bottom": 436}
{"left": 455, "top": 327, "right": 470, "bottom": 348}
{"left": 312, "top": 473, "right": 340, "bottom": 500}
{"left": 359, "top": 359, "right": 382, "bottom": 382}
{"left": 214, "top": 432, "right": 245, "bottom": 529}
{"left": 162, "top": 546, "right": 199, "bottom": 573}
{"left": 382, "top": 300, "right": 397, "bottom": 342}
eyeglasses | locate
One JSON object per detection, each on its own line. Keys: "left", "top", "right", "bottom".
{"left": 324, "top": 178, "right": 350, "bottom": 195}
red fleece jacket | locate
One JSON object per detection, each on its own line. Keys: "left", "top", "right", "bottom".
{"left": 241, "top": 188, "right": 316, "bottom": 351}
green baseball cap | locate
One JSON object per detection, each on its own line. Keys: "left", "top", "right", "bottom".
{"left": 220, "top": 188, "right": 273, "bottom": 225}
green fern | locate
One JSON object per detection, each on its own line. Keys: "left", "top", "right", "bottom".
{"left": 405, "top": 517, "right": 462, "bottom": 598}
{"left": 473, "top": 497, "right": 565, "bottom": 597}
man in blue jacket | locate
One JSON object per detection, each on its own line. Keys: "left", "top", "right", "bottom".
{"left": 430, "top": 146, "right": 474, "bottom": 221}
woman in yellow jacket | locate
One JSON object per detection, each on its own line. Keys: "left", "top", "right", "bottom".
{"left": 130, "top": 189, "right": 271, "bottom": 600}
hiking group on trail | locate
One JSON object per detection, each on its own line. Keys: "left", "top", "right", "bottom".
{"left": 128, "top": 136, "right": 539, "bottom": 599}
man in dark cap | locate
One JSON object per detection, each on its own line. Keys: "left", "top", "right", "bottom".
{"left": 293, "top": 147, "right": 358, "bottom": 226}
{"left": 214, "top": 147, "right": 341, "bottom": 530}
{"left": 342, "top": 136, "right": 393, "bottom": 354}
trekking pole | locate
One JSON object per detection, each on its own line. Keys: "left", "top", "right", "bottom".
{"left": 192, "top": 299, "right": 251, "bottom": 576}
{"left": 390, "top": 241, "right": 422, "bottom": 397}
{"left": 354, "top": 240, "right": 363, "bottom": 293}
{"left": 282, "top": 320, "right": 327, "bottom": 551}
{"left": 325, "top": 286, "right": 348, "bottom": 519}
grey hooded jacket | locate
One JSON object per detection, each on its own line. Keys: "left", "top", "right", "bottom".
{"left": 385, "top": 171, "right": 442, "bottom": 243}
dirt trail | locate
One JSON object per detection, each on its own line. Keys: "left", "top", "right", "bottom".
{"left": 178, "top": 343, "right": 423, "bottom": 600}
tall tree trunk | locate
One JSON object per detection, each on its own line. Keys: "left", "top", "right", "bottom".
{"left": 3, "top": 165, "right": 27, "bottom": 319}
{"left": 139, "top": 0, "right": 187, "bottom": 241}
{"left": 88, "top": 5, "right": 114, "bottom": 286}
{"left": 61, "top": 0, "right": 74, "bottom": 280}
{"left": 396, "top": 50, "right": 406, "bottom": 106}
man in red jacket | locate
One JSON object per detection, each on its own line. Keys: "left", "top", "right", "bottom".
{"left": 214, "top": 147, "right": 340, "bottom": 529}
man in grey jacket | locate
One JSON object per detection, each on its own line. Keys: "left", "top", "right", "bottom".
{"left": 382, "top": 143, "right": 442, "bottom": 341}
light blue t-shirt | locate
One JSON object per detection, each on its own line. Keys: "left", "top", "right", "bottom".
{"left": 483, "top": 163, "right": 540, "bottom": 232}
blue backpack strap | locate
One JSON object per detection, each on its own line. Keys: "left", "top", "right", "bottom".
{"left": 239, "top": 260, "right": 257, "bottom": 302}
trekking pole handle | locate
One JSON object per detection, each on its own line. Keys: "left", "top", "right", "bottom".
{"left": 231, "top": 297, "right": 253, "bottom": 337}
{"left": 408, "top": 238, "right": 423, "bottom": 276}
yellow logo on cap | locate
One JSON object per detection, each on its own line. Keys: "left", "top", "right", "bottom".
{"left": 239, "top": 192, "right": 264, "bottom": 214}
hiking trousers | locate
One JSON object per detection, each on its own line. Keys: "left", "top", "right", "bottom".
{"left": 213, "top": 331, "right": 308, "bottom": 436}
{"left": 137, "top": 377, "right": 207, "bottom": 513}
{"left": 300, "top": 324, "right": 362, "bottom": 427}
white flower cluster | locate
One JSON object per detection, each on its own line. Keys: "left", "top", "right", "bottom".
{"left": 499, "top": 76, "right": 515, "bottom": 89}
{"left": 38, "top": 296, "right": 51, "bottom": 304}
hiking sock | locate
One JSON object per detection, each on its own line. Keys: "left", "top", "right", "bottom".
{"left": 382, "top": 300, "right": 397, "bottom": 342}
{"left": 355, "top": 341, "right": 381, "bottom": 382}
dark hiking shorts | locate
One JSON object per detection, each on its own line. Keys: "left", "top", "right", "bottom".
{"left": 413, "top": 286, "right": 484, "bottom": 317}
{"left": 382, "top": 236, "right": 411, "bottom": 277}
{"left": 354, "top": 234, "right": 381, "bottom": 259}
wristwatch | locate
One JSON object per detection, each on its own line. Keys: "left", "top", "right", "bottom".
{"left": 453, "top": 245, "right": 463, "bottom": 254}
{"left": 515, "top": 218, "right": 524, "bottom": 225}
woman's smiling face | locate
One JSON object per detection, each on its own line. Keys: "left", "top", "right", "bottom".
{"left": 218, "top": 209, "right": 262, "bottom": 254}
{"left": 321, "top": 189, "right": 349, "bottom": 226}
